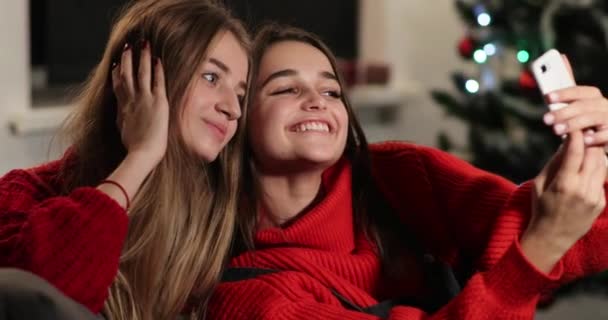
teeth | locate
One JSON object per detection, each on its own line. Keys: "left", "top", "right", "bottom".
{"left": 294, "top": 121, "right": 329, "bottom": 132}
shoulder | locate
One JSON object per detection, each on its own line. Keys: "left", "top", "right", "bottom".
{"left": 367, "top": 141, "right": 508, "bottom": 198}
{"left": 366, "top": 142, "right": 434, "bottom": 202}
{"left": 1, "top": 156, "right": 71, "bottom": 196}
{"left": 369, "top": 141, "right": 466, "bottom": 171}
{"left": 370, "top": 140, "right": 465, "bottom": 160}
{"left": 369, "top": 140, "right": 419, "bottom": 156}
{"left": 368, "top": 141, "right": 420, "bottom": 169}
{"left": 370, "top": 141, "right": 484, "bottom": 173}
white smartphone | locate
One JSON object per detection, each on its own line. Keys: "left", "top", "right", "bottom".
{"left": 530, "top": 49, "right": 576, "bottom": 111}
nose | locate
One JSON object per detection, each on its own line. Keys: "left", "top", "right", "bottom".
{"left": 301, "top": 90, "right": 327, "bottom": 111}
{"left": 216, "top": 87, "right": 242, "bottom": 120}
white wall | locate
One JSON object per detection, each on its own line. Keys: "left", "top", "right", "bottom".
{"left": 0, "top": 132, "right": 57, "bottom": 175}
{"left": 0, "top": 0, "right": 58, "bottom": 175}
{"left": 358, "top": 0, "right": 468, "bottom": 147}
{"left": 0, "top": 0, "right": 29, "bottom": 114}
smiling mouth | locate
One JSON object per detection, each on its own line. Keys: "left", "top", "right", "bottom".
{"left": 290, "top": 121, "right": 331, "bottom": 133}
{"left": 204, "top": 120, "right": 227, "bottom": 140}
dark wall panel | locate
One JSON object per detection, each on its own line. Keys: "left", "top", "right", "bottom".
{"left": 227, "top": 0, "right": 358, "bottom": 59}
{"left": 30, "top": 0, "right": 358, "bottom": 86}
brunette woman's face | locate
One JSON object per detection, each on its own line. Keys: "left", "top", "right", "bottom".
{"left": 180, "top": 31, "right": 248, "bottom": 162}
{"left": 248, "top": 41, "right": 348, "bottom": 172}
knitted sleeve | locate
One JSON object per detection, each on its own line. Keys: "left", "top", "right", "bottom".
{"left": 370, "top": 141, "right": 608, "bottom": 292}
{"left": 410, "top": 143, "right": 608, "bottom": 284}
{"left": 556, "top": 186, "right": 608, "bottom": 284}
{"left": 368, "top": 142, "right": 520, "bottom": 263}
{"left": 0, "top": 164, "right": 128, "bottom": 313}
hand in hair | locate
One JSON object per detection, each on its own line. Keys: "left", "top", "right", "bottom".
{"left": 521, "top": 129, "right": 607, "bottom": 273}
{"left": 112, "top": 40, "right": 169, "bottom": 167}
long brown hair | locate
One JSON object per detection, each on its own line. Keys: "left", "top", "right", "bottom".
{"left": 59, "top": 0, "right": 251, "bottom": 319}
{"left": 238, "top": 24, "right": 420, "bottom": 280}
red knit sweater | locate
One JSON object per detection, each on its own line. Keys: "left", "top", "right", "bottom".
{"left": 208, "top": 142, "right": 608, "bottom": 320}
{"left": 0, "top": 157, "right": 128, "bottom": 313}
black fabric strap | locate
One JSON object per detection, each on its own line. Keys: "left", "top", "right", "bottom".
{"left": 221, "top": 267, "right": 279, "bottom": 282}
{"left": 220, "top": 255, "right": 462, "bottom": 318}
{"left": 418, "top": 254, "right": 462, "bottom": 312}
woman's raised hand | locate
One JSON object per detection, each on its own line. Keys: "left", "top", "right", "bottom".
{"left": 522, "top": 130, "right": 606, "bottom": 273}
{"left": 112, "top": 40, "right": 169, "bottom": 168}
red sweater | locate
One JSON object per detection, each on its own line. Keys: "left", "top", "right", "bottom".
{"left": 0, "top": 157, "right": 128, "bottom": 313}
{"left": 208, "top": 142, "right": 608, "bottom": 320}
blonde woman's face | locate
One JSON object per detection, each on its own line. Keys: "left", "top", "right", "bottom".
{"left": 249, "top": 41, "right": 348, "bottom": 172}
{"left": 180, "top": 31, "right": 248, "bottom": 162}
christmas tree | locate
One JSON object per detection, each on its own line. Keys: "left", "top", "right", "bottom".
{"left": 432, "top": 0, "right": 608, "bottom": 300}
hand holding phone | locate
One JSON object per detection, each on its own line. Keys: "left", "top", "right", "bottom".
{"left": 532, "top": 49, "right": 607, "bottom": 167}
{"left": 530, "top": 49, "right": 576, "bottom": 111}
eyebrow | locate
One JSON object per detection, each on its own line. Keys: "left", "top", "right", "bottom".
{"left": 209, "top": 58, "right": 229, "bottom": 73}
{"left": 260, "top": 69, "right": 338, "bottom": 89}
{"left": 208, "top": 57, "right": 247, "bottom": 92}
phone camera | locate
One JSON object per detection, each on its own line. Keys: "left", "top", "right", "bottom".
{"left": 541, "top": 64, "right": 548, "bottom": 73}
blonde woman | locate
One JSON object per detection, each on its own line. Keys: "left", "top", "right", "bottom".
{"left": 0, "top": 0, "right": 250, "bottom": 319}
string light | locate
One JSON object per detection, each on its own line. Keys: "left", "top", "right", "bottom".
{"left": 474, "top": 4, "right": 492, "bottom": 26}
{"left": 465, "top": 79, "right": 480, "bottom": 93}
{"left": 480, "top": 65, "right": 497, "bottom": 90}
{"left": 483, "top": 43, "right": 497, "bottom": 56}
{"left": 477, "top": 13, "right": 492, "bottom": 26}
{"left": 473, "top": 49, "right": 488, "bottom": 63}
{"left": 517, "top": 50, "right": 530, "bottom": 63}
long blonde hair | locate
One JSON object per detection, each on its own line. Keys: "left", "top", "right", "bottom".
{"left": 59, "top": 0, "right": 251, "bottom": 319}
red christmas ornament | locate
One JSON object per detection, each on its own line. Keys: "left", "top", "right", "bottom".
{"left": 458, "top": 36, "right": 475, "bottom": 58}
{"left": 519, "top": 69, "right": 537, "bottom": 90}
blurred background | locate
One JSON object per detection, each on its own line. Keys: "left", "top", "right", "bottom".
{"left": 1, "top": 1, "right": 607, "bottom": 317}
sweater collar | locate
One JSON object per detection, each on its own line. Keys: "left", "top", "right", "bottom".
{"left": 254, "top": 158, "right": 356, "bottom": 252}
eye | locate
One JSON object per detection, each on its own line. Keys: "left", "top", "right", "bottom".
{"left": 237, "top": 94, "right": 245, "bottom": 107}
{"left": 202, "top": 72, "right": 219, "bottom": 85}
{"left": 323, "top": 90, "right": 342, "bottom": 98}
{"left": 271, "top": 87, "right": 298, "bottom": 95}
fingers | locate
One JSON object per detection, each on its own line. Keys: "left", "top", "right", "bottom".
{"left": 544, "top": 98, "right": 608, "bottom": 135}
{"left": 580, "top": 144, "right": 604, "bottom": 179}
{"left": 112, "top": 40, "right": 156, "bottom": 114}
{"left": 556, "top": 130, "right": 586, "bottom": 179}
{"left": 544, "top": 99, "right": 605, "bottom": 125}
{"left": 536, "top": 143, "right": 566, "bottom": 191}
{"left": 111, "top": 63, "right": 124, "bottom": 129}
{"left": 547, "top": 131, "right": 587, "bottom": 207}
{"left": 138, "top": 40, "right": 152, "bottom": 93}
{"left": 580, "top": 145, "right": 607, "bottom": 204}
{"left": 542, "top": 85, "right": 608, "bottom": 140}
{"left": 120, "top": 43, "right": 135, "bottom": 98}
{"left": 547, "top": 86, "right": 603, "bottom": 104}
{"left": 153, "top": 58, "right": 167, "bottom": 100}
{"left": 111, "top": 61, "right": 123, "bottom": 100}
{"left": 584, "top": 128, "right": 608, "bottom": 146}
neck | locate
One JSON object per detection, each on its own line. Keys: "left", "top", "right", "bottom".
{"left": 256, "top": 169, "right": 325, "bottom": 229}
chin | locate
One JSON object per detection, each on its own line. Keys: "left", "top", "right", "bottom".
{"left": 201, "top": 154, "right": 218, "bottom": 163}
{"left": 294, "top": 140, "right": 345, "bottom": 164}
{"left": 196, "top": 147, "right": 221, "bottom": 163}
{"left": 299, "top": 152, "right": 341, "bottom": 166}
